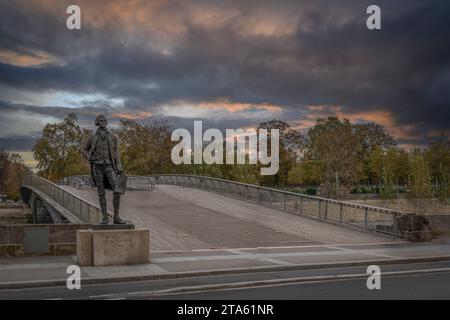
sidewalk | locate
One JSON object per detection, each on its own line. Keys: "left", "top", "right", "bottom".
{"left": 1, "top": 240, "right": 450, "bottom": 289}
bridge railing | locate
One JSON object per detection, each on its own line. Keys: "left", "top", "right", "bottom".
{"left": 153, "top": 175, "right": 411, "bottom": 238}
{"left": 61, "top": 174, "right": 409, "bottom": 237}
{"left": 24, "top": 175, "right": 103, "bottom": 223}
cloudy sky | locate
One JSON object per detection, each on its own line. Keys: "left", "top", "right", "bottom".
{"left": 0, "top": 0, "right": 449, "bottom": 167}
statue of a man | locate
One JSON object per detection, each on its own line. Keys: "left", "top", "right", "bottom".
{"left": 82, "top": 115, "right": 127, "bottom": 224}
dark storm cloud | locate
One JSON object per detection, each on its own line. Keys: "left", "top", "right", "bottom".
{"left": 0, "top": 0, "right": 449, "bottom": 151}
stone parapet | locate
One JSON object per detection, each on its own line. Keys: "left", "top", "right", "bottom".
{"left": 77, "top": 229, "right": 150, "bottom": 266}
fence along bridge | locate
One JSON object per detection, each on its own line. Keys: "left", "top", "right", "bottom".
{"left": 20, "top": 174, "right": 415, "bottom": 249}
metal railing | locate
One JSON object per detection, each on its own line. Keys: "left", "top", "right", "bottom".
{"left": 60, "top": 174, "right": 412, "bottom": 237}
{"left": 23, "top": 175, "right": 103, "bottom": 223}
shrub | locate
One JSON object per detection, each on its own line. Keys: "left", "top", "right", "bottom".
{"left": 306, "top": 186, "right": 317, "bottom": 195}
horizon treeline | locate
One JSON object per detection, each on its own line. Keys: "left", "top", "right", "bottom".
{"left": 30, "top": 114, "right": 449, "bottom": 206}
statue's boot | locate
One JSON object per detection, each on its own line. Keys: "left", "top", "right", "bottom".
{"left": 113, "top": 192, "right": 127, "bottom": 224}
{"left": 99, "top": 196, "right": 109, "bottom": 224}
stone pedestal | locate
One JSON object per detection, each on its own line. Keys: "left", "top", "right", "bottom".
{"left": 77, "top": 229, "right": 149, "bottom": 266}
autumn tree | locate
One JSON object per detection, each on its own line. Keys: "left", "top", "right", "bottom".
{"left": 306, "top": 117, "right": 362, "bottom": 197}
{"left": 367, "top": 147, "right": 409, "bottom": 187}
{"left": 354, "top": 122, "right": 396, "bottom": 183}
{"left": 0, "top": 150, "right": 29, "bottom": 200}
{"left": 33, "top": 113, "right": 91, "bottom": 181}
{"left": 0, "top": 150, "right": 7, "bottom": 195}
{"left": 257, "top": 120, "right": 304, "bottom": 186}
{"left": 117, "top": 119, "right": 175, "bottom": 175}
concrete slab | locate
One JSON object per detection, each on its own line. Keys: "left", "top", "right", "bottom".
{"left": 62, "top": 185, "right": 393, "bottom": 251}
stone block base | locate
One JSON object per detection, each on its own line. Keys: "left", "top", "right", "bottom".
{"left": 77, "top": 229, "right": 149, "bottom": 266}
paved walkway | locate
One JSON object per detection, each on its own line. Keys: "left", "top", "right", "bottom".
{"left": 1, "top": 241, "right": 450, "bottom": 289}
{"left": 62, "top": 185, "right": 392, "bottom": 251}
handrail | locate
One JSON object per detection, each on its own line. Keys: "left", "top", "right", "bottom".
{"left": 61, "top": 174, "right": 410, "bottom": 237}
{"left": 23, "top": 175, "right": 104, "bottom": 223}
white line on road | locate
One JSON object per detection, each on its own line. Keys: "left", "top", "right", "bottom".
{"left": 127, "top": 267, "right": 450, "bottom": 297}
{"left": 88, "top": 294, "right": 114, "bottom": 298}
{"left": 152, "top": 241, "right": 407, "bottom": 253}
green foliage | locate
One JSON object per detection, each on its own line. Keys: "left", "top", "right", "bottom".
{"left": 33, "top": 114, "right": 91, "bottom": 181}
{"left": 117, "top": 119, "right": 175, "bottom": 175}
{"left": 408, "top": 151, "right": 433, "bottom": 212}
{"left": 425, "top": 138, "right": 450, "bottom": 203}
{"left": 379, "top": 164, "right": 396, "bottom": 199}
{"left": 28, "top": 113, "right": 449, "bottom": 208}
{"left": 305, "top": 186, "right": 317, "bottom": 195}
{"left": 287, "top": 160, "right": 324, "bottom": 186}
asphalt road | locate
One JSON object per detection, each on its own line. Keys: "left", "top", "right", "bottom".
{"left": 151, "top": 271, "right": 450, "bottom": 300}
{"left": 1, "top": 260, "right": 450, "bottom": 300}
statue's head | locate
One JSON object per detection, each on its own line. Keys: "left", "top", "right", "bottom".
{"left": 95, "top": 114, "right": 108, "bottom": 128}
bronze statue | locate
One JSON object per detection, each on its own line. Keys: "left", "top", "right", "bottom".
{"left": 82, "top": 115, "right": 127, "bottom": 224}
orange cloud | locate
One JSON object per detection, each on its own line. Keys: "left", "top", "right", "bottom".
{"left": 0, "top": 49, "right": 58, "bottom": 67}
{"left": 196, "top": 98, "right": 282, "bottom": 113}
{"left": 112, "top": 111, "right": 153, "bottom": 120}
{"left": 294, "top": 104, "right": 420, "bottom": 140}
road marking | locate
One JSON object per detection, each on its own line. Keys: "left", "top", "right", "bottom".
{"left": 152, "top": 241, "right": 407, "bottom": 253}
{"left": 0, "top": 263, "right": 72, "bottom": 270}
{"left": 151, "top": 250, "right": 362, "bottom": 263}
{"left": 88, "top": 294, "right": 114, "bottom": 298}
{"left": 327, "top": 246, "right": 401, "bottom": 260}
{"left": 140, "top": 267, "right": 450, "bottom": 297}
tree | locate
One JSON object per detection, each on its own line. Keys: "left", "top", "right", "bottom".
{"left": 0, "top": 149, "right": 8, "bottom": 195}
{"left": 367, "top": 147, "right": 409, "bottom": 186}
{"left": 257, "top": 120, "right": 304, "bottom": 186}
{"left": 354, "top": 122, "right": 395, "bottom": 154}
{"left": 379, "top": 162, "right": 396, "bottom": 200}
{"left": 425, "top": 135, "right": 450, "bottom": 203}
{"left": 0, "top": 150, "right": 29, "bottom": 200}
{"left": 408, "top": 151, "right": 432, "bottom": 213}
{"left": 287, "top": 160, "right": 324, "bottom": 186}
{"left": 354, "top": 122, "right": 395, "bottom": 184}
{"left": 306, "top": 117, "right": 362, "bottom": 197}
{"left": 117, "top": 119, "right": 175, "bottom": 175}
{"left": 33, "top": 113, "right": 91, "bottom": 181}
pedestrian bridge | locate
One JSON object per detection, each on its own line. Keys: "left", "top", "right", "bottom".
{"left": 20, "top": 174, "right": 413, "bottom": 250}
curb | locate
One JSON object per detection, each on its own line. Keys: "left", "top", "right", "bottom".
{"left": 1, "top": 255, "right": 450, "bottom": 290}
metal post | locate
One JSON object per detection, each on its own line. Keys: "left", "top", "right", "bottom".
{"left": 300, "top": 196, "right": 303, "bottom": 214}
{"left": 270, "top": 191, "right": 274, "bottom": 207}
{"left": 339, "top": 203, "right": 343, "bottom": 224}
{"left": 318, "top": 200, "right": 322, "bottom": 219}
{"left": 324, "top": 201, "right": 328, "bottom": 220}
{"left": 364, "top": 207, "right": 368, "bottom": 229}
{"left": 283, "top": 193, "right": 287, "bottom": 211}
{"left": 393, "top": 213, "right": 398, "bottom": 238}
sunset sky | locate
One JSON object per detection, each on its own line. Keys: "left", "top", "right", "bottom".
{"left": 0, "top": 0, "right": 449, "bottom": 168}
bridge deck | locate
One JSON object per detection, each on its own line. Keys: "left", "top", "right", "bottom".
{"left": 61, "top": 185, "right": 395, "bottom": 251}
